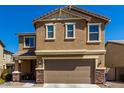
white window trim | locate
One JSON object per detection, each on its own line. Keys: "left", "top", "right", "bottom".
{"left": 87, "top": 23, "right": 101, "bottom": 43}
{"left": 65, "top": 23, "right": 76, "bottom": 39}
{"left": 24, "top": 36, "right": 35, "bottom": 48}
{"left": 45, "top": 23, "right": 56, "bottom": 40}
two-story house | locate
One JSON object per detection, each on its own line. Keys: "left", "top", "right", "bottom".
{"left": 13, "top": 6, "right": 110, "bottom": 84}
{"left": 0, "top": 40, "right": 14, "bottom": 76}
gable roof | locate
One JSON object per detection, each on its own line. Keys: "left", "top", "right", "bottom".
{"left": 33, "top": 7, "right": 91, "bottom": 23}
{"left": 66, "top": 6, "right": 110, "bottom": 22}
{"left": 106, "top": 40, "right": 124, "bottom": 46}
{"left": 33, "top": 5, "right": 110, "bottom": 24}
{"left": 0, "top": 40, "right": 5, "bottom": 47}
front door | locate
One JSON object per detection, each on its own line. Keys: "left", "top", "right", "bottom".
{"left": 30, "top": 60, "right": 36, "bottom": 80}
{"left": 21, "top": 60, "right": 36, "bottom": 80}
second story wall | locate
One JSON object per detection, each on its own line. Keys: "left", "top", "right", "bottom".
{"left": 35, "top": 19, "right": 105, "bottom": 51}
{"left": 18, "top": 34, "right": 36, "bottom": 52}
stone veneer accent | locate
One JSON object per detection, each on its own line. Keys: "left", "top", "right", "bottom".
{"left": 36, "top": 68, "right": 44, "bottom": 83}
{"left": 95, "top": 68, "right": 105, "bottom": 84}
{"left": 12, "top": 71, "right": 21, "bottom": 82}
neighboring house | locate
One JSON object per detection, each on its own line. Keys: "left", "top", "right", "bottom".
{"left": 106, "top": 40, "right": 124, "bottom": 81}
{"left": 3, "top": 50, "right": 14, "bottom": 73}
{"left": 13, "top": 6, "right": 110, "bottom": 84}
{"left": 0, "top": 40, "right": 5, "bottom": 69}
{"left": 0, "top": 40, "right": 14, "bottom": 75}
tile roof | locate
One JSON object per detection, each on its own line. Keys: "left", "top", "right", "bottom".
{"left": 14, "top": 50, "right": 36, "bottom": 57}
{"left": 107, "top": 40, "right": 124, "bottom": 45}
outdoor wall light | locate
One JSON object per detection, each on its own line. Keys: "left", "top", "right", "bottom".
{"left": 18, "top": 60, "right": 22, "bottom": 64}
{"left": 38, "top": 61, "right": 42, "bottom": 64}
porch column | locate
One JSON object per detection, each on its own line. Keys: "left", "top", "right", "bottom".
{"left": 95, "top": 58, "right": 106, "bottom": 84}
{"left": 36, "top": 57, "right": 44, "bottom": 84}
{"left": 12, "top": 60, "right": 21, "bottom": 82}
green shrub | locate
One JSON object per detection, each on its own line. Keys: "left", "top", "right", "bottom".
{"left": 0, "top": 78, "right": 5, "bottom": 84}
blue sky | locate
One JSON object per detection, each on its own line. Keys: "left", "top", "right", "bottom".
{"left": 0, "top": 5, "right": 124, "bottom": 53}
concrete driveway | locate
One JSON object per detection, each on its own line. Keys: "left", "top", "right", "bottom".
{"left": 0, "top": 82, "right": 100, "bottom": 88}
{"left": 43, "top": 83, "right": 100, "bottom": 88}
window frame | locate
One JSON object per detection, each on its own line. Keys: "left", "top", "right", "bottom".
{"left": 87, "top": 23, "right": 101, "bottom": 43}
{"left": 24, "top": 36, "right": 35, "bottom": 48}
{"left": 45, "top": 23, "right": 56, "bottom": 40}
{"left": 65, "top": 23, "right": 76, "bottom": 39}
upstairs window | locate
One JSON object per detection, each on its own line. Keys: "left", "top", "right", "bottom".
{"left": 24, "top": 36, "right": 35, "bottom": 48}
{"left": 65, "top": 23, "right": 75, "bottom": 39}
{"left": 46, "top": 24, "right": 55, "bottom": 40}
{"left": 88, "top": 23, "right": 101, "bottom": 42}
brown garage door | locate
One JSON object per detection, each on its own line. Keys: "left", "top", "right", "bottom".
{"left": 44, "top": 59, "right": 95, "bottom": 84}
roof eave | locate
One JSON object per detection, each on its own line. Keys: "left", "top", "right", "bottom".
{"left": 17, "top": 33, "right": 36, "bottom": 36}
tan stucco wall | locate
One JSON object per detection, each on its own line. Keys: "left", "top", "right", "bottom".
{"left": 35, "top": 19, "right": 105, "bottom": 51}
{"left": 21, "top": 60, "right": 31, "bottom": 75}
{"left": 106, "top": 43, "right": 124, "bottom": 67}
{"left": 37, "top": 54, "right": 105, "bottom": 69}
{"left": 18, "top": 35, "right": 36, "bottom": 51}
{"left": 18, "top": 16, "right": 106, "bottom": 51}
{"left": 96, "top": 54, "right": 105, "bottom": 68}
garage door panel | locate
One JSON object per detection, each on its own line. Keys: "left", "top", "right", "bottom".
{"left": 45, "top": 71, "right": 91, "bottom": 77}
{"left": 44, "top": 59, "right": 95, "bottom": 84}
{"left": 75, "top": 66, "right": 90, "bottom": 70}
